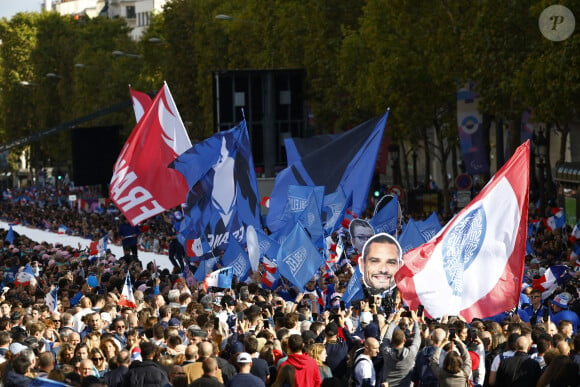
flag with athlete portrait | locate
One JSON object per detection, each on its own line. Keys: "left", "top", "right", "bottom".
{"left": 396, "top": 141, "right": 530, "bottom": 321}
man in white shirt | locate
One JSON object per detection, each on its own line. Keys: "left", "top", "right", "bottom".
{"left": 354, "top": 337, "right": 380, "bottom": 387}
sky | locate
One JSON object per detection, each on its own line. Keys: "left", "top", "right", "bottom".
{"left": 0, "top": 0, "right": 43, "bottom": 20}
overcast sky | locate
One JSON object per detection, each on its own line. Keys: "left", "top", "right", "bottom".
{"left": 0, "top": 0, "right": 43, "bottom": 20}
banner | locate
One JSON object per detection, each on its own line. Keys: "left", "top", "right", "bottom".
{"left": 110, "top": 83, "right": 191, "bottom": 225}
{"left": 457, "top": 84, "right": 489, "bottom": 175}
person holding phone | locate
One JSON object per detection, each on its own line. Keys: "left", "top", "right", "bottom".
{"left": 381, "top": 308, "right": 421, "bottom": 386}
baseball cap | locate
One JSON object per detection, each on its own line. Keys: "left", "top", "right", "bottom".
{"left": 551, "top": 292, "right": 571, "bottom": 309}
{"left": 168, "top": 318, "right": 181, "bottom": 327}
{"left": 360, "top": 311, "right": 373, "bottom": 325}
{"left": 236, "top": 352, "right": 252, "bottom": 363}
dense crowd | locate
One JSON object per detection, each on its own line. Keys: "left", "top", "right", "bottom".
{"left": 0, "top": 184, "right": 578, "bottom": 387}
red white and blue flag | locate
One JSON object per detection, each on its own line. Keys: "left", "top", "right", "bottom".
{"left": 203, "top": 267, "right": 233, "bottom": 292}
{"left": 119, "top": 272, "right": 137, "bottom": 308}
{"left": 544, "top": 207, "right": 565, "bottom": 231}
{"left": 532, "top": 265, "right": 571, "bottom": 299}
{"left": 89, "top": 234, "right": 108, "bottom": 257}
{"left": 396, "top": 141, "right": 530, "bottom": 321}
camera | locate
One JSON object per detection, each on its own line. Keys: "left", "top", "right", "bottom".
{"left": 468, "top": 328, "right": 478, "bottom": 342}
{"left": 449, "top": 328, "right": 456, "bottom": 340}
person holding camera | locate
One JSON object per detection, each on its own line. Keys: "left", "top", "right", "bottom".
{"left": 428, "top": 332, "right": 472, "bottom": 387}
{"left": 379, "top": 308, "right": 421, "bottom": 387}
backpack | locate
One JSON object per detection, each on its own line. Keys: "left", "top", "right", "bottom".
{"left": 411, "top": 346, "right": 438, "bottom": 387}
{"left": 346, "top": 347, "right": 371, "bottom": 387}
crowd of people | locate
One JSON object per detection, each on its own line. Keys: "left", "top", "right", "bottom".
{"left": 0, "top": 184, "right": 578, "bottom": 387}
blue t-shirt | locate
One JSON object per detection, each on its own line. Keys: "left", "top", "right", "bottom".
{"left": 226, "top": 372, "right": 265, "bottom": 387}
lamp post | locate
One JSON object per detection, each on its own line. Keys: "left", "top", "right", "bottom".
{"left": 112, "top": 50, "right": 143, "bottom": 59}
{"left": 389, "top": 144, "right": 400, "bottom": 186}
{"left": 412, "top": 149, "right": 418, "bottom": 189}
{"left": 535, "top": 130, "right": 548, "bottom": 216}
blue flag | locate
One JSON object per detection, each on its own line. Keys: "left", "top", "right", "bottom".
{"left": 170, "top": 120, "right": 261, "bottom": 253}
{"left": 322, "top": 187, "right": 350, "bottom": 234}
{"left": 285, "top": 133, "right": 338, "bottom": 165}
{"left": 298, "top": 193, "right": 324, "bottom": 244}
{"left": 221, "top": 237, "right": 251, "bottom": 282}
{"left": 277, "top": 223, "right": 325, "bottom": 290}
{"left": 45, "top": 287, "right": 59, "bottom": 313}
{"left": 397, "top": 219, "right": 426, "bottom": 254}
{"left": 370, "top": 195, "right": 399, "bottom": 235}
{"left": 342, "top": 267, "right": 364, "bottom": 305}
{"left": 267, "top": 111, "right": 389, "bottom": 232}
{"left": 70, "top": 291, "right": 84, "bottom": 307}
{"left": 204, "top": 266, "right": 233, "bottom": 290}
{"left": 256, "top": 229, "right": 280, "bottom": 260}
{"left": 5, "top": 225, "right": 15, "bottom": 245}
{"left": 416, "top": 212, "right": 442, "bottom": 241}
{"left": 194, "top": 257, "right": 219, "bottom": 282}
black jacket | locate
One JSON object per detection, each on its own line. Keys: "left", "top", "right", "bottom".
{"left": 105, "top": 365, "right": 129, "bottom": 387}
{"left": 125, "top": 360, "right": 170, "bottom": 387}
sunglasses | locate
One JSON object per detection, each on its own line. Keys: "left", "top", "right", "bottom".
{"left": 115, "top": 325, "right": 125, "bottom": 329}
{"left": 92, "top": 357, "right": 103, "bottom": 362}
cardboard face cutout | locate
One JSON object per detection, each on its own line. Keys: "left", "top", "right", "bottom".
{"left": 359, "top": 232, "right": 403, "bottom": 294}
{"left": 349, "top": 219, "right": 375, "bottom": 254}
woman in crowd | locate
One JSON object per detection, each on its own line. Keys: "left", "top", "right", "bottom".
{"left": 430, "top": 338, "right": 472, "bottom": 387}
{"left": 308, "top": 343, "right": 333, "bottom": 380}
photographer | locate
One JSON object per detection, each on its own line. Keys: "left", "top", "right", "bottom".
{"left": 379, "top": 308, "right": 421, "bottom": 386}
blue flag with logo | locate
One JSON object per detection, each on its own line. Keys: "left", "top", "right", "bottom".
{"left": 397, "top": 219, "right": 426, "bottom": 254}
{"left": 370, "top": 195, "right": 399, "bottom": 235}
{"left": 222, "top": 237, "right": 251, "bottom": 282}
{"left": 277, "top": 223, "right": 325, "bottom": 290}
{"left": 256, "top": 229, "right": 280, "bottom": 260}
{"left": 322, "top": 187, "right": 350, "bottom": 234}
{"left": 170, "top": 120, "right": 261, "bottom": 253}
{"left": 267, "top": 111, "right": 389, "bottom": 232}
{"left": 298, "top": 193, "right": 324, "bottom": 244}
{"left": 342, "top": 266, "right": 364, "bottom": 305}
{"left": 417, "top": 212, "right": 442, "bottom": 241}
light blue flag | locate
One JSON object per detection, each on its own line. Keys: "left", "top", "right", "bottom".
{"left": 370, "top": 195, "right": 399, "bottom": 235}
{"left": 417, "top": 212, "right": 442, "bottom": 241}
{"left": 257, "top": 229, "right": 280, "bottom": 260}
{"left": 222, "top": 237, "right": 251, "bottom": 282}
{"left": 342, "top": 266, "right": 364, "bottom": 305}
{"left": 5, "top": 225, "right": 15, "bottom": 244}
{"left": 277, "top": 223, "right": 325, "bottom": 290}
{"left": 397, "top": 219, "right": 426, "bottom": 254}
{"left": 194, "top": 257, "right": 219, "bottom": 282}
{"left": 30, "top": 376, "right": 70, "bottom": 387}
{"left": 322, "top": 187, "right": 350, "bottom": 234}
{"left": 69, "top": 291, "right": 83, "bottom": 307}
{"left": 298, "top": 192, "right": 324, "bottom": 244}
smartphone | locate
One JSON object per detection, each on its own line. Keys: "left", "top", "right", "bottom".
{"left": 340, "top": 301, "right": 346, "bottom": 311}
{"left": 263, "top": 319, "right": 270, "bottom": 329}
{"left": 213, "top": 317, "right": 219, "bottom": 330}
{"left": 312, "top": 313, "right": 319, "bottom": 322}
{"left": 469, "top": 328, "right": 477, "bottom": 341}
{"left": 542, "top": 308, "right": 549, "bottom": 320}
{"left": 449, "top": 328, "right": 456, "bottom": 340}
{"left": 417, "top": 304, "right": 424, "bottom": 318}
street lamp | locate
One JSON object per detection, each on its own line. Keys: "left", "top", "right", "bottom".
{"left": 215, "top": 14, "right": 234, "bottom": 21}
{"left": 46, "top": 72, "right": 62, "bottom": 79}
{"left": 112, "top": 50, "right": 143, "bottom": 59}
{"left": 389, "top": 144, "right": 400, "bottom": 186}
{"left": 535, "top": 130, "right": 548, "bottom": 216}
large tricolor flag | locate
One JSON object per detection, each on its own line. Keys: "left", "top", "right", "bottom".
{"left": 396, "top": 141, "right": 530, "bottom": 320}
{"left": 89, "top": 234, "right": 108, "bottom": 257}
{"left": 119, "top": 272, "right": 137, "bottom": 308}
{"left": 109, "top": 83, "right": 192, "bottom": 225}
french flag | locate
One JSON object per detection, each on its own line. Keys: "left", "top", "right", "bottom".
{"left": 261, "top": 256, "right": 279, "bottom": 289}
{"left": 545, "top": 207, "right": 565, "bottom": 231}
{"left": 532, "top": 265, "right": 571, "bottom": 299}
{"left": 203, "top": 267, "right": 233, "bottom": 292}
{"left": 119, "top": 272, "right": 137, "bottom": 308}
{"left": 396, "top": 141, "right": 530, "bottom": 321}
{"left": 58, "top": 225, "right": 68, "bottom": 235}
